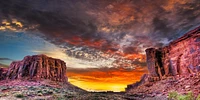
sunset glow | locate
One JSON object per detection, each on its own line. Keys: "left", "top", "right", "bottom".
{"left": 67, "top": 67, "right": 148, "bottom": 91}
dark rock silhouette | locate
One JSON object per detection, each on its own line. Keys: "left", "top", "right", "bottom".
{"left": 126, "top": 74, "right": 148, "bottom": 91}
{"left": 0, "top": 68, "right": 7, "bottom": 80}
{"left": 2, "top": 55, "right": 67, "bottom": 83}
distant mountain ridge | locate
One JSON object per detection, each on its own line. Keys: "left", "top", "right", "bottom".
{"left": 0, "top": 63, "right": 9, "bottom": 68}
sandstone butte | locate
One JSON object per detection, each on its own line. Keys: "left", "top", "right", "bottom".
{"left": 126, "top": 26, "right": 200, "bottom": 97}
{"left": 0, "top": 55, "right": 68, "bottom": 85}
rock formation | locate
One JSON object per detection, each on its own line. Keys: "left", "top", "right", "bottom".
{"left": 146, "top": 26, "right": 200, "bottom": 81}
{"left": 0, "top": 68, "right": 7, "bottom": 80}
{"left": 126, "top": 74, "right": 148, "bottom": 91}
{"left": 1, "top": 55, "right": 67, "bottom": 83}
{"left": 126, "top": 26, "right": 200, "bottom": 92}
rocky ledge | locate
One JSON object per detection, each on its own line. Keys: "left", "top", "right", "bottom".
{"left": 126, "top": 26, "right": 200, "bottom": 98}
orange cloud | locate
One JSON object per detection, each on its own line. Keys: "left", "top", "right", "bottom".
{"left": 0, "top": 19, "right": 38, "bottom": 31}
{"left": 162, "top": 0, "right": 188, "bottom": 11}
{"left": 65, "top": 36, "right": 106, "bottom": 48}
{"left": 67, "top": 67, "right": 148, "bottom": 91}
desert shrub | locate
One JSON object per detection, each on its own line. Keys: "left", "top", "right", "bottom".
{"left": 182, "top": 92, "right": 193, "bottom": 100}
{"left": 54, "top": 88, "right": 60, "bottom": 93}
{"left": 37, "top": 93, "right": 43, "bottom": 96}
{"left": 28, "top": 86, "right": 36, "bottom": 90}
{"left": 46, "top": 91, "right": 53, "bottom": 95}
{"left": 64, "top": 94, "right": 74, "bottom": 98}
{"left": 197, "top": 94, "right": 200, "bottom": 100}
{"left": 15, "top": 93, "right": 24, "bottom": 98}
{"left": 57, "top": 97, "right": 65, "bottom": 100}
{"left": 37, "top": 90, "right": 43, "bottom": 93}
{"left": 168, "top": 91, "right": 195, "bottom": 100}
{"left": 168, "top": 91, "right": 178, "bottom": 100}
{"left": 52, "top": 94, "right": 65, "bottom": 100}
{"left": 0, "top": 93, "right": 8, "bottom": 97}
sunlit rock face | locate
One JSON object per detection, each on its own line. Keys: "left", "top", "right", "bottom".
{"left": 126, "top": 26, "right": 200, "bottom": 93}
{"left": 146, "top": 26, "right": 200, "bottom": 81}
{"left": 5, "top": 55, "right": 67, "bottom": 82}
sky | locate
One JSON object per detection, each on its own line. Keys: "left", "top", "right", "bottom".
{"left": 0, "top": 0, "right": 200, "bottom": 92}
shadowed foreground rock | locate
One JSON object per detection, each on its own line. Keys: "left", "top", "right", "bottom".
{"left": 5, "top": 55, "right": 67, "bottom": 82}
{"left": 0, "top": 68, "right": 7, "bottom": 80}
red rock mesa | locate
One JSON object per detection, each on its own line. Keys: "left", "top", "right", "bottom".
{"left": 3, "top": 55, "right": 67, "bottom": 83}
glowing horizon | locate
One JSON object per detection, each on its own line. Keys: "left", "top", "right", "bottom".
{"left": 67, "top": 67, "right": 148, "bottom": 92}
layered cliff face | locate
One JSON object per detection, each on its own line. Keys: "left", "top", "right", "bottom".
{"left": 126, "top": 26, "right": 200, "bottom": 97}
{"left": 146, "top": 26, "right": 200, "bottom": 81}
{"left": 3, "top": 55, "right": 67, "bottom": 82}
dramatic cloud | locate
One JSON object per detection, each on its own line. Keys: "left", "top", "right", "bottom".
{"left": 0, "top": 0, "right": 199, "bottom": 46}
{"left": 0, "top": 0, "right": 199, "bottom": 69}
